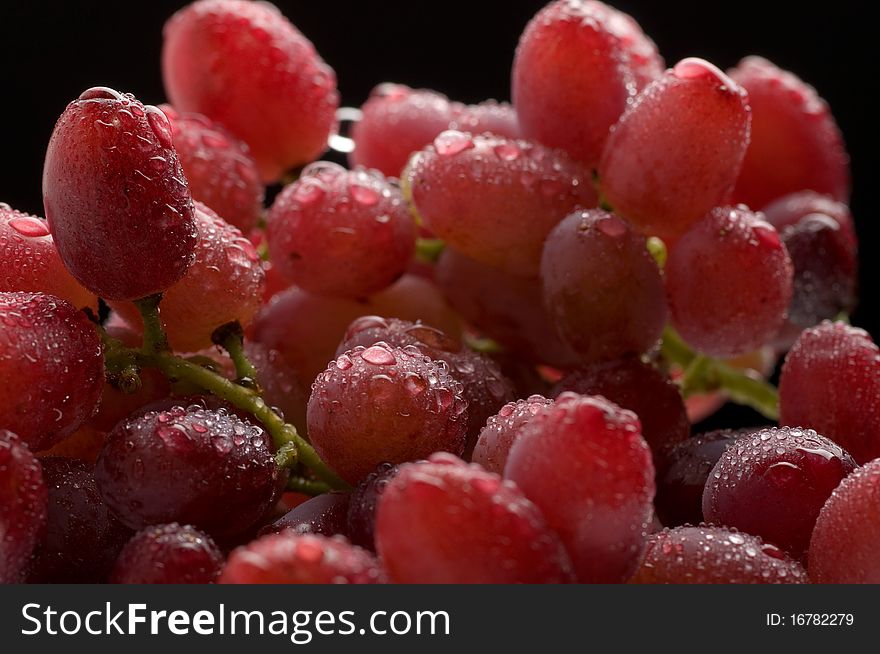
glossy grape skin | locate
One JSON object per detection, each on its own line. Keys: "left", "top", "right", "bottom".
{"left": 250, "top": 275, "right": 462, "bottom": 384}
{"left": 512, "top": 0, "right": 641, "bottom": 167}
{"left": 163, "top": 0, "right": 339, "bottom": 182}
{"left": 809, "top": 459, "right": 880, "bottom": 583}
{"left": 541, "top": 210, "right": 667, "bottom": 364}
{"left": 780, "top": 322, "right": 880, "bottom": 464}
{"left": 113, "top": 202, "right": 265, "bottom": 352}
{"left": 308, "top": 343, "right": 468, "bottom": 484}
{"left": 552, "top": 358, "right": 689, "bottom": 464}
{"left": 666, "top": 206, "right": 793, "bottom": 358}
{"left": 95, "top": 404, "right": 283, "bottom": 540}
{"left": 599, "top": 59, "right": 751, "bottom": 239}
{"left": 630, "top": 525, "right": 808, "bottom": 584}
{"left": 220, "top": 532, "right": 385, "bottom": 584}
{"left": 376, "top": 453, "right": 574, "bottom": 583}
{"left": 160, "top": 105, "right": 264, "bottom": 233}
{"left": 654, "top": 429, "right": 747, "bottom": 528}
{"left": 261, "top": 492, "right": 350, "bottom": 538}
{"left": 111, "top": 523, "right": 224, "bottom": 584}
{"left": 505, "top": 393, "right": 655, "bottom": 583}
{"left": 0, "top": 292, "right": 104, "bottom": 451}
{"left": 434, "top": 248, "right": 578, "bottom": 367}
{"left": 336, "top": 316, "right": 516, "bottom": 453}
{"left": 267, "top": 162, "right": 415, "bottom": 298}
{"left": 730, "top": 56, "right": 850, "bottom": 209}
{"left": 452, "top": 100, "right": 520, "bottom": 139}
{"left": 0, "top": 204, "right": 96, "bottom": 310}
{"left": 763, "top": 191, "right": 857, "bottom": 236}
{"left": 43, "top": 87, "right": 197, "bottom": 301}
{"left": 0, "top": 430, "right": 47, "bottom": 583}
{"left": 406, "top": 131, "right": 597, "bottom": 276}
{"left": 350, "top": 84, "right": 463, "bottom": 177}
{"left": 472, "top": 396, "right": 553, "bottom": 474}
{"left": 703, "top": 427, "right": 856, "bottom": 556}
{"left": 346, "top": 463, "right": 399, "bottom": 551}
{"left": 27, "top": 457, "right": 132, "bottom": 583}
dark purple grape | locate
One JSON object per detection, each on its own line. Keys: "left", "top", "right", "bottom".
{"left": 472, "top": 396, "right": 553, "bottom": 474}
{"left": 111, "top": 523, "right": 224, "bottom": 584}
{"left": 96, "top": 403, "right": 283, "bottom": 540}
{"left": 1, "top": 430, "right": 47, "bottom": 583}
{"left": 261, "top": 492, "right": 350, "bottom": 538}
{"left": 346, "top": 463, "right": 400, "bottom": 551}
{"left": 27, "top": 457, "right": 132, "bottom": 583}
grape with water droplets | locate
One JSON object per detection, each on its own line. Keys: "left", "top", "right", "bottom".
{"left": 163, "top": 0, "right": 339, "bottom": 182}
{"left": 599, "top": 58, "right": 751, "bottom": 239}
{"left": 307, "top": 343, "right": 468, "bottom": 484}
{"left": 780, "top": 321, "right": 880, "bottom": 464}
{"left": 261, "top": 492, "right": 350, "bottom": 538}
{"left": 376, "top": 453, "right": 574, "bottom": 583}
{"left": 666, "top": 206, "right": 793, "bottom": 358}
{"left": 95, "top": 403, "right": 283, "bottom": 539}
{"left": 505, "top": 393, "right": 655, "bottom": 583}
{"left": 472, "top": 395, "right": 553, "bottom": 475}
{"left": 0, "top": 430, "right": 48, "bottom": 584}
{"left": 0, "top": 292, "right": 104, "bottom": 451}
{"left": 160, "top": 105, "right": 264, "bottom": 233}
{"left": 809, "top": 459, "right": 880, "bottom": 583}
{"left": 406, "top": 130, "right": 597, "bottom": 276}
{"left": 113, "top": 201, "right": 265, "bottom": 352}
{"left": 27, "top": 457, "right": 132, "bottom": 583}
{"left": 111, "top": 523, "right": 224, "bottom": 584}
{"left": 730, "top": 56, "right": 850, "bottom": 209}
{"left": 267, "top": 162, "right": 415, "bottom": 299}
{"left": 43, "top": 87, "right": 197, "bottom": 301}
{"left": 630, "top": 525, "right": 808, "bottom": 584}
{"left": 541, "top": 210, "right": 667, "bottom": 364}
{"left": 346, "top": 463, "right": 399, "bottom": 551}
{"left": 0, "top": 204, "right": 96, "bottom": 310}
{"left": 220, "top": 532, "right": 385, "bottom": 584}
{"left": 702, "top": 426, "right": 856, "bottom": 556}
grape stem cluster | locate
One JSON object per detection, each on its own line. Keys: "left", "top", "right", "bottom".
{"left": 100, "top": 295, "right": 350, "bottom": 493}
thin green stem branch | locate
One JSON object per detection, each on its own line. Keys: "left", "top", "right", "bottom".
{"left": 134, "top": 293, "right": 168, "bottom": 354}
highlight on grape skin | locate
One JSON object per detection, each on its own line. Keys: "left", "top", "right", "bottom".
{"left": 0, "top": 0, "right": 873, "bottom": 586}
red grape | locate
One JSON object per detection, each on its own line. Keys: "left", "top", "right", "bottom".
{"left": 472, "top": 395, "right": 553, "bottom": 474}
{"left": 27, "top": 457, "right": 132, "bottom": 583}
{"left": 160, "top": 105, "right": 264, "bottom": 233}
{"left": 434, "top": 248, "right": 578, "bottom": 367}
{"left": 0, "top": 204, "right": 96, "bottom": 310}
{"left": 113, "top": 202, "right": 265, "bottom": 352}
{"left": 95, "top": 403, "right": 283, "bottom": 539}
{"left": 267, "top": 162, "right": 415, "bottom": 298}
{"left": 541, "top": 210, "right": 667, "bottom": 363}
{"left": 666, "top": 206, "right": 793, "bottom": 357}
{"left": 162, "top": 0, "right": 339, "bottom": 182}
{"left": 809, "top": 459, "right": 880, "bottom": 583}
{"left": 512, "top": 0, "right": 641, "bottom": 167}
{"left": 729, "top": 56, "right": 850, "bottom": 209}
{"left": 599, "top": 58, "right": 751, "bottom": 239}
{"left": 250, "top": 275, "right": 462, "bottom": 383}
{"left": 43, "top": 87, "right": 197, "bottom": 300}
{"left": 307, "top": 343, "right": 468, "bottom": 484}
{"left": 552, "top": 357, "right": 689, "bottom": 463}
{"left": 220, "top": 532, "right": 385, "bottom": 584}
{"left": 346, "top": 463, "right": 399, "bottom": 551}
{"left": 505, "top": 393, "right": 655, "bottom": 582}
{"left": 703, "top": 427, "right": 856, "bottom": 556}
{"left": 451, "top": 100, "right": 520, "bottom": 139}
{"left": 111, "top": 523, "right": 224, "bottom": 584}
{"left": 0, "top": 292, "right": 104, "bottom": 451}
{"left": 0, "top": 430, "right": 47, "bottom": 583}
{"left": 336, "top": 316, "right": 515, "bottom": 453}
{"left": 350, "top": 84, "right": 463, "bottom": 177}
{"left": 262, "top": 492, "right": 350, "bottom": 538}
{"left": 780, "top": 322, "right": 880, "bottom": 464}
{"left": 405, "top": 131, "right": 597, "bottom": 276}
{"left": 654, "top": 429, "right": 747, "bottom": 527}
{"left": 592, "top": 1, "right": 664, "bottom": 87}
{"left": 376, "top": 453, "right": 574, "bottom": 583}
{"left": 630, "top": 525, "right": 808, "bottom": 584}
{"left": 763, "top": 191, "right": 856, "bottom": 236}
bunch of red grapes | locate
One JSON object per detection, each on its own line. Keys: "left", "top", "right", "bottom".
{"left": 1, "top": 0, "right": 875, "bottom": 585}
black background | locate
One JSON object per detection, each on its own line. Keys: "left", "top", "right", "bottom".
{"left": 0, "top": 0, "right": 874, "bottom": 425}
